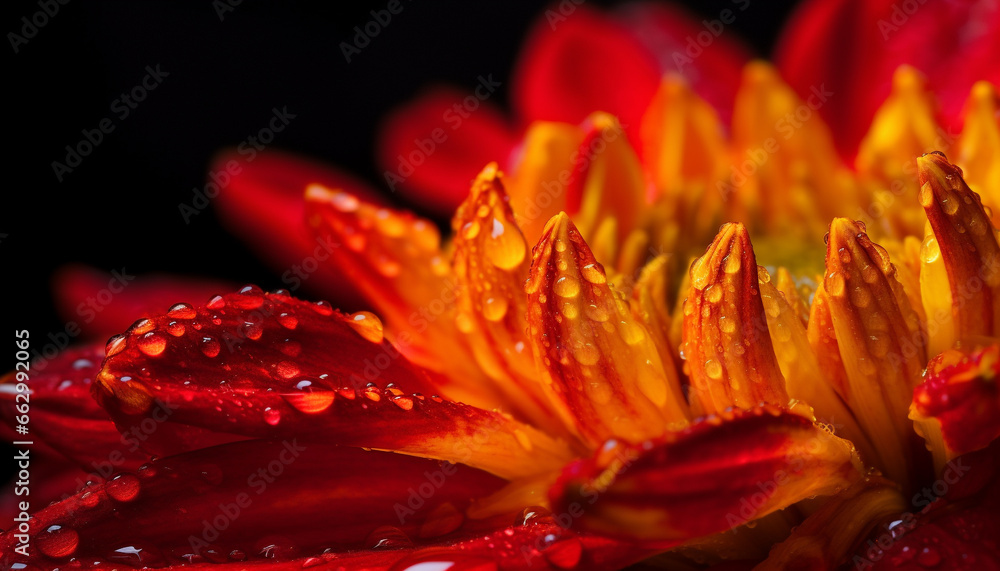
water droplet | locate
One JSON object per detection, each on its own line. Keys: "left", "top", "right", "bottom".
{"left": 705, "top": 359, "right": 723, "bottom": 380}
{"left": 106, "top": 334, "right": 127, "bottom": 356}
{"left": 486, "top": 220, "right": 526, "bottom": 270}
{"left": 166, "top": 321, "right": 186, "bottom": 337}
{"left": 419, "top": 502, "right": 465, "bottom": 539}
{"left": 364, "top": 384, "right": 382, "bottom": 402}
{"left": 276, "top": 361, "right": 300, "bottom": 379}
{"left": 366, "top": 526, "right": 413, "bottom": 549}
{"left": 348, "top": 311, "right": 384, "bottom": 343}
{"left": 581, "top": 263, "right": 606, "bottom": 284}
{"left": 392, "top": 396, "right": 414, "bottom": 411}
{"left": 705, "top": 284, "right": 723, "bottom": 303}
{"left": 277, "top": 313, "right": 298, "bottom": 330}
{"left": 462, "top": 220, "right": 481, "bottom": 240}
{"left": 482, "top": 296, "right": 509, "bottom": 321}
{"left": 543, "top": 536, "right": 583, "bottom": 569}
{"left": 921, "top": 236, "right": 941, "bottom": 263}
{"left": 207, "top": 295, "right": 226, "bottom": 310}
{"left": 37, "top": 525, "right": 79, "bottom": 558}
{"left": 167, "top": 303, "right": 197, "bottom": 319}
{"left": 312, "top": 301, "right": 334, "bottom": 316}
{"left": 279, "top": 339, "right": 302, "bottom": 357}
{"left": 825, "top": 271, "right": 846, "bottom": 296}
{"left": 106, "top": 473, "right": 141, "bottom": 502}
{"left": 137, "top": 332, "right": 167, "bottom": 357}
{"left": 554, "top": 276, "right": 581, "bottom": 298}
{"left": 263, "top": 407, "right": 281, "bottom": 426}
{"left": 282, "top": 384, "right": 335, "bottom": 414}
{"left": 723, "top": 253, "right": 742, "bottom": 274}
{"left": 517, "top": 505, "right": 555, "bottom": 526}
{"left": 838, "top": 248, "right": 852, "bottom": 264}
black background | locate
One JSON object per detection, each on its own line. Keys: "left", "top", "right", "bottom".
{"left": 4, "top": 0, "right": 799, "bottom": 482}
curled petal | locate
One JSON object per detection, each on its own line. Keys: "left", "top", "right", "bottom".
{"left": 918, "top": 151, "right": 1000, "bottom": 356}
{"left": 377, "top": 88, "right": 518, "bottom": 217}
{"left": 95, "top": 288, "right": 572, "bottom": 479}
{"left": 821, "top": 218, "right": 929, "bottom": 489}
{"left": 450, "top": 164, "right": 567, "bottom": 435}
{"left": 958, "top": 81, "right": 1000, "bottom": 216}
{"left": 756, "top": 477, "right": 906, "bottom": 570}
{"left": 526, "top": 213, "right": 688, "bottom": 447}
{"left": 549, "top": 407, "right": 863, "bottom": 548}
{"left": 683, "top": 223, "right": 789, "bottom": 414}
{"left": 911, "top": 343, "right": 1000, "bottom": 473}
{"left": 211, "top": 149, "right": 383, "bottom": 307}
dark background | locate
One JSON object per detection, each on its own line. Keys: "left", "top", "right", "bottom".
{"left": 3, "top": 0, "right": 799, "bottom": 482}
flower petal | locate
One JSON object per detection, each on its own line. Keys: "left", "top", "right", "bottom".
{"left": 756, "top": 477, "right": 906, "bottom": 570}
{"left": 95, "top": 288, "right": 572, "bottom": 479}
{"left": 683, "top": 223, "right": 789, "bottom": 414}
{"left": 820, "top": 218, "right": 929, "bottom": 490}
{"left": 958, "top": 81, "right": 1000, "bottom": 216}
{"left": 776, "top": 0, "right": 1000, "bottom": 159}
{"left": 911, "top": 343, "right": 1000, "bottom": 473}
{"left": 616, "top": 2, "right": 752, "bottom": 123}
{"left": 450, "top": 164, "right": 567, "bottom": 436}
{"left": 304, "top": 185, "right": 498, "bottom": 408}
{"left": 0, "top": 441, "right": 506, "bottom": 567}
{"left": 918, "top": 151, "right": 1000, "bottom": 356}
{"left": 211, "top": 149, "right": 384, "bottom": 307}
{"left": 52, "top": 265, "right": 234, "bottom": 339}
{"left": 549, "top": 407, "right": 863, "bottom": 548}
{"left": 0, "top": 343, "right": 147, "bottom": 473}
{"left": 512, "top": 6, "right": 659, "bottom": 142}
{"left": 377, "top": 88, "right": 517, "bottom": 217}
{"left": 525, "top": 213, "right": 689, "bottom": 447}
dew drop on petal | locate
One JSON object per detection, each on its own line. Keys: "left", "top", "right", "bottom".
{"left": 106, "top": 473, "right": 141, "bottom": 502}
{"left": 137, "top": 332, "right": 167, "bottom": 357}
{"left": 37, "top": 525, "right": 79, "bottom": 558}
{"left": 277, "top": 312, "right": 298, "bottom": 330}
{"left": 554, "top": 276, "right": 581, "bottom": 298}
{"left": 348, "top": 311, "right": 384, "bottom": 343}
{"left": 201, "top": 337, "right": 221, "bottom": 358}
{"left": 263, "top": 407, "right": 281, "bottom": 425}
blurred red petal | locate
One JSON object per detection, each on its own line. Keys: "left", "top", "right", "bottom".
{"left": 0, "top": 441, "right": 506, "bottom": 568}
{"left": 615, "top": 2, "right": 753, "bottom": 124}
{"left": 0, "top": 343, "right": 147, "bottom": 473}
{"left": 377, "top": 88, "right": 518, "bottom": 217}
{"left": 95, "top": 287, "right": 573, "bottom": 479}
{"left": 513, "top": 6, "right": 660, "bottom": 144}
{"left": 211, "top": 149, "right": 385, "bottom": 307}
{"left": 549, "top": 408, "right": 862, "bottom": 548}
{"left": 776, "top": 0, "right": 1000, "bottom": 160}
{"left": 52, "top": 265, "right": 234, "bottom": 340}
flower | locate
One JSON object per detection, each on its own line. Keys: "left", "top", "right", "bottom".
{"left": 3, "top": 1, "right": 1000, "bottom": 570}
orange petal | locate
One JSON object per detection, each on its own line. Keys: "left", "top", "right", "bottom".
{"left": 305, "top": 185, "right": 496, "bottom": 408}
{"left": 918, "top": 151, "right": 1000, "bottom": 356}
{"left": 756, "top": 477, "right": 906, "bottom": 570}
{"left": 911, "top": 343, "right": 1000, "bottom": 474}
{"left": 450, "top": 164, "right": 567, "bottom": 436}
{"left": 549, "top": 407, "right": 863, "bottom": 548}
{"left": 957, "top": 81, "right": 1000, "bottom": 220}
{"left": 640, "top": 76, "right": 728, "bottom": 241}
{"left": 567, "top": 113, "right": 647, "bottom": 246}
{"left": 774, "top": 267, "right": 810, "bottom": 328}
{"left": 758, "top": 272, "right": 878, "bottom": 466}
{"left": 506, "top": 120, "right": 585, "bottom": 245}
{"left": 525, "top": 213, "right": 688, "bottom": 447}
{"left": 856, "top": 67, "right": 948, "bottom": 237}
{"left": 822, "top": 218, "right": 929, "bottom": 489}
{"left": 682, "top": 223, "right": 789, "bottom": 414}
{"left": 729, "top": 62, "right": 857, "bottom": 238}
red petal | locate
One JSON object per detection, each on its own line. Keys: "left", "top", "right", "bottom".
{"left": 615, "top": 2, "right": 753, "bottom": 124}
{"left": 776, "top": 0, "right": 1000, "bottom": 160}
{"left": 912, "top": 344, "right": 1000, "bottom": 461}
{"left": 513, "top": 6, "right": 659, "bottom": 144}
{"left": 0, "top": 441, "right": 506, "bottom": 568}
{"left": 0, "top": 343, "right": 147, "bottom": 473}
{"left": 377, "top": 88, "right": 518, "bottom": 217}
{"left": 95, "top": 287, "right": 573, "bottom": 479}
{"left": 52, "top": 265, "right": 234, "bottom": 339}
{"left": 211, "top": 149, "right": 384, "bottom": 307}
{"left": 864, "top": 442, "right": 1000, "bottom": 570}
{"left": 549, "top": 407, "right": 863, "bottom": 548}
